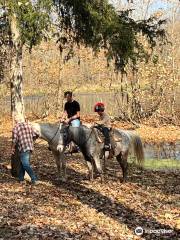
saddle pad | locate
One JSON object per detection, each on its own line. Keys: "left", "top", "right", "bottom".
{"left": 93, "top": 128, "right": 121, "bottom": 143}
{"left": 114, "top": 135, "right": 122, "bottom": 142}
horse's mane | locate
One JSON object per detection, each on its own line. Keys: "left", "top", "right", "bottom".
{"left": 81, "top": 125, "right": 90, "bottom": 130}
{"left": 114, "top": 128, "right": 136, "bottom": 138}
{"left": 37, "top": 122, "right": 59, "bottom": 128}
{"left": 47, "top": 123, "right": 59, "bottom": 127}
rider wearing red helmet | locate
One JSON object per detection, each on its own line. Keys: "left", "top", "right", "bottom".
{"left": 94, "top": 102, "right": 111, "bottom": 150}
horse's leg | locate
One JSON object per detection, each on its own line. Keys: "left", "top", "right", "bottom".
{"left": 86, "top": 160, "right": 94, "bottom": 181}
{"left": 59, "top": 152, "right": 67, "bottom": 182}
{"left": 116, "top": 151, "right": 128, "bottom": 183}
{"left": 82, "top": 150, "right": 94, "bottom": 180}
{"left": 102, "top": 151, "right": 109, "bottom": 174}
{"left": 93, "top": 154, "right": 104, "bottom": 183}
{"left": 52, "top": 150, "right": 62, "bottom": 180}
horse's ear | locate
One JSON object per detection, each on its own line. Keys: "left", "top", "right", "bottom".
{"left": 59, "top": 123, "right": 65, "bottom": 129}
{"left": 65, "top": 125, "right": 70, "bottom": 130}
{"left": 60, "top": 123, "right": 69, "bottom": 130}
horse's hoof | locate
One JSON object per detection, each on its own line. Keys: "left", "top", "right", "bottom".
{"left": 100, "top": 179, "right": 105, "bottom": 184}
{"left": 55, "top": 177, "right": 60, "bottom": 181}
{"left": 60, "top": 177, "right": 67, "bottom": 183}
{"left": 88, "top": 177, "right": 94, "bottom": 182}
{"left": 120, "top": 178, "right": 127, "bottom": 183}
{"left": 87, "top": 174, "right": 94, "bottom": 181}
{"left": 94, "top": 173, "right": 100, "bottom": 179}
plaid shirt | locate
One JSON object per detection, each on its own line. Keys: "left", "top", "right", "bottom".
{"left": 12, "top": 122, "right": 39, "bottom": 152}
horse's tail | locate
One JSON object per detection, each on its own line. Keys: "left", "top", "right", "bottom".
{"left": 129, "top": 132, "right": 145, "bottom": 166}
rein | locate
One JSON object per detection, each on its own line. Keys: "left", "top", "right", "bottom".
{"left": 81, "top": 128, "right": 94, "bottom": 145}
{"left": 48, "top": 123, "right": 61, "bottom": 145}
{"left": 68, "top": 126, "right": 94, "bottom": 146}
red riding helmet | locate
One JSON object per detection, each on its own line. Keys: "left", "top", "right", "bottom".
{"left": 94, "top": 102, "right": 105, "bottom": 112}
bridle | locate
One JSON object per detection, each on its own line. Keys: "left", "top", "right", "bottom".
{"left": 48, "top": 123, "right": 62, "bottom": 146}
{"left": 81, "top": 127, "right": 94, "bottom": 145}
{"left": 68, "top": 125, "right": 94, "bottom": 146}
{"left": 52, "top": 124, "right": 96, "bottom": 148}
{"left": 58, "top": 124, "right": 71, "bottom": 146}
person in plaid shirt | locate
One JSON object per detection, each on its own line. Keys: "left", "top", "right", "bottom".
{"left": 12, "top": 115, "right": 39, "bottom": 184}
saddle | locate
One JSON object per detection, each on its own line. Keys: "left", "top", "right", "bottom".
{"left": 92, "top": 127, "right": 122, "bottom": 156}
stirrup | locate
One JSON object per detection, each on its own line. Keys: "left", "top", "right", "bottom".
{"left": 104, "top": 144, "right": 111, "bottom": 151}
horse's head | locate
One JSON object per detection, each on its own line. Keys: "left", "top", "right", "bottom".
{"left": 57, "top": 123, "right": 69, "bottom": 152}
{"left": 31, "top": 122, "right": 41, "bottom": 137}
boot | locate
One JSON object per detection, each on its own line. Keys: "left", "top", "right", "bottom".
{"left": 104, "top": 143, "right": 111, "bottom": 151}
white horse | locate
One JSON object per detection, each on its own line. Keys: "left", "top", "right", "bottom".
{"left": 32, "top": 122, "right": 68, "bottom": 181}
{"left": 32, "top": 122, "right": 144, "bottom": 182}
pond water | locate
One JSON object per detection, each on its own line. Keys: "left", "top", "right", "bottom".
{"left": 134, "top": 141, "right": 180, "bottom": 170}
{"left": 144, "top": 141, "right": 180, "bottom": 160}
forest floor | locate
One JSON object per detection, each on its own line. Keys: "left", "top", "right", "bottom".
{"left": 0, "top": 116, "right": 180, "bottom": 240}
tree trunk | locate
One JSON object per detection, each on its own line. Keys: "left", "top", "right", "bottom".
{"left": 9, "top": 14, "right": 24, "bottom": 124}
{"left": 170, "top": 4, "right": 176, "bottom": 120}
{"left": 56, "top": 52, "right": 64, "bottom": 117}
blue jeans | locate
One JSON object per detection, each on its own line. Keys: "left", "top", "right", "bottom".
{"left": 70, "top": 119, "right": 81, "bottom": 127}
{"left": 19, "top": 151, "right": 37, "bottom": 183}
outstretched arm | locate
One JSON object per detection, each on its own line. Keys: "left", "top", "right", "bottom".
{"left": 60, "top": 111, "right": 68, "bottom": 122}
{"left": 65, "top": 111, "right": 80, "bottom": 124}
{"left": 69, "top": 111, "right": 80, "bottom": 121}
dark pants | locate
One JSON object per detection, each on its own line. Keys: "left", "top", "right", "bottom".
{"left": 102, "top": 127, "right": 110, "bottom": 145}
{"left": 96, "top": 125, "right": 110, "bottom": 145}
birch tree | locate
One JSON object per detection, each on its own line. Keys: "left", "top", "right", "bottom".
{"left": 0, "top": 0, "right": 52, "bottom": 121}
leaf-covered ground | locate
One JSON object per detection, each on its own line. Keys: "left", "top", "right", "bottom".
{"left": 0, "top": 116, "right": 180, "bottom": 239}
